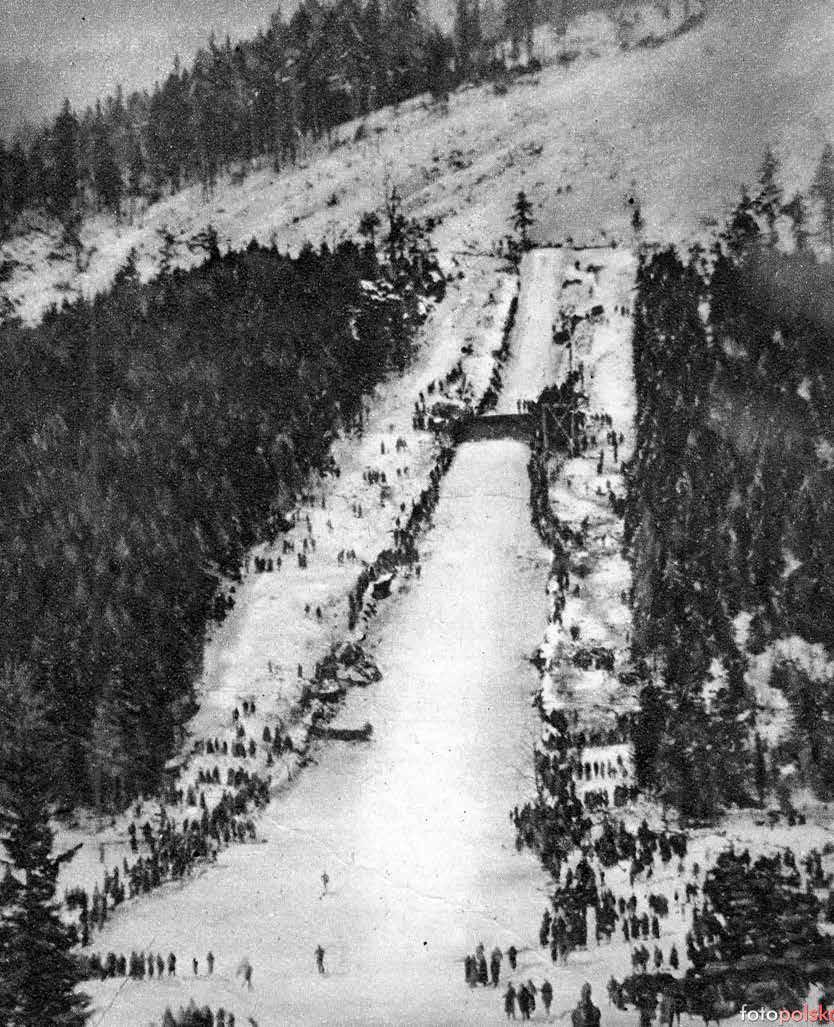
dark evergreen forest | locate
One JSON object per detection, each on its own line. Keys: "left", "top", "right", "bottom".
{"left": 0, "top": 208, "right": 442, "bottom": 808}
{"left": 627, "top": 153, "right": 834, "bottom": 817}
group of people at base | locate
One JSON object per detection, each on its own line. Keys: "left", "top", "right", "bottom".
{"left": 502, "top": 979, "right": 598, "bottom": 1023}
{"left": 158, "top": 1004, "right": 244, "bottom": 1027}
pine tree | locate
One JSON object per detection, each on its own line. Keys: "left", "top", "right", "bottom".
{"left": 0, "top": 664, "right": 89, "bottom": 1026}
{"left": 721, "top": 191, "right": 760, "bottom": 259}
{"left": 50, "top": 99, "right": 80, "bottom": 217}
{"left": 811, "top": 143, "right": 834, "bottom": 254}
{"left": 633, "top": 679, "right": 664, "bottom": 789}
{"left": 363, "top": 0, "right": 387, "bottom": 105}
{"left": 156, "top": 226, "right": 179, "bottom": 275}
{"left": 92, "top": 133, "right": 123, "bottom": 215}
{"left": 359, "top": 209, "right": 381, "bottom": 245}
{"left": 25, "top": 139, "right": 49, "bottom": 210}
{"left": 191, "top": 46, "right": 224, "bottom": 197}
{"left": 454, "top": 0, "right": 482, "bottom": 79}
{"left": 6, "top": 142, "right": 29, "bottom": 220}
{"left": 504, "top": 0, "right": 522, "bottom": 58}
{"left": 126, "top": 131, "right": 145, "bottom": 200}
{"left": 386, "top": 0, "right": 424, "bottom": 104}
{"left": 506, "top": 0, "right": 536, "bottom": 60}
{"left": 383, "top": 184, "right": 408, "bottom": 274}
{"left": 426, "top": 27, "right": 454, "bottom": 101}
{"left": 511, "top": 189, "right": 534, "bottom": 249}
{"left": 774, "top": 660, "right": 834, "bottom": 795}
{"left": 753, "top": 732, "right": 767, "bottom": 807}
{"left": 781, "top": 192, "right": 810, "bottom": 252}
{"left": 146, "top": 63, "right": 191, "bottom": 193}
{"left": 87, "top": 684, "right": 128, "bottom": 819}
{"left": 470, "top": 0, "right": 483, "bottom": 66}
{"left": 753, "top": 146, "right": 783, "bottom": 248}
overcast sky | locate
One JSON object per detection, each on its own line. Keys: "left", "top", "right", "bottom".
{"left": 0, "top": 0, "right": 289, "bottom": 61}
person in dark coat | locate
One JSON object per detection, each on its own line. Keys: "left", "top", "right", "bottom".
{"left": 571, "top": 983, "right": 601, "bottom": 1027}
{"left": 167, "top": 952, "right": 176, "bottom": 976}
{"left": 477, "top": 951, "right": 489, "bottom": 986}
{"left": 490, "top": 947, "right": 502, "bottom": 987}
{"left": 315, "top": 945, "right": 325, "bottom": 974}
{"left": 541, "top": 979, "right": 553, "bottom": 1015}
{"left": 526, "top": 981, "right": 537, "bottom": 1017}
{"left": 518, "top": 983, "right": 532, "bottom": 1020}
{"left": 504, "top": 983, "right": 518, "bottom": 1020}
{"left": 508, "top": 944, "right": 518, "bottom": 970}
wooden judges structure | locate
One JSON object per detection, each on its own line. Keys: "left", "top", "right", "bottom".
{"left": 451, "top": 400, "right": 579, "bottom": 451}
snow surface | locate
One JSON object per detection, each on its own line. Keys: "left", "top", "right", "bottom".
{"left": 494, "top": 248, "right": 568, "bottom": 413}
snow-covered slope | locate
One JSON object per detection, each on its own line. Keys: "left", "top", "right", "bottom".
{"left": 5, "top": 0, "right": 831, "bottom": 325}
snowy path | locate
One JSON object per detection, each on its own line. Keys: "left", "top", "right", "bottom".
{"left": 87, "top": 440, "right": 555, "bottom": 1026}
{"left": 495, "top": 248, "right": 571, "bottom": 414}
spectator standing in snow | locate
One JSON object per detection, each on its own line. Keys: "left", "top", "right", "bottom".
{"left": 236, "top": 957, "right": 252, "bottom": 989}
{"left": 518, "top": 982, "right": 532, "bottom": 1020}
{"left": 541, "top": 979, "right": 553, "bottom": 1015}
{"left": 504, "top": 983, "right": 517, "bottom": 1019}
{"left": 571, "top": 983, "right": 601, "bottom": 1027}
{"left": 490, "top": 946, "right": 502, "bottom": 986}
